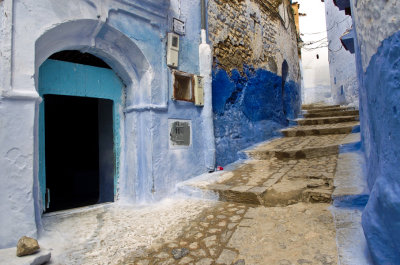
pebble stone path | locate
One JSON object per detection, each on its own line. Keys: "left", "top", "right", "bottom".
{"left": 121, "top": 202, "right": 250, "bottom": 265}
{"left": 120, "top": 201, "right": 338, "bottom": 265}
{"left": 42, "top": 104, "right": 360, "bottom": 265}
{"left": 117, "top": 104, "right": 360, "bottom": 265}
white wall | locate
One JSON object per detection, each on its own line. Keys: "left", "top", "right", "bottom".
{"left": 351, "top": 0, "right": 400, "bottom": 72}
{"left": 298, "top": 0, "right": 331, "bottom": 104}
{"left": 0, "top": 0, "right": 212, "bottom": 248}
{"left": 325, "top": 0, "right": 358, "bottom": 106}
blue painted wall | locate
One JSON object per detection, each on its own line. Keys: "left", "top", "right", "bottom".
{"left": 357, "top": 30, "right": 400, "bottom": 264}
{"left": 212, "top": 65, "right": 301, "bottom": 166}
{"left": 107, "top": 0, "right": 212, "bottom": 202}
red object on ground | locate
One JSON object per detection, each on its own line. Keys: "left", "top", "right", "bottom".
{"left": 217, "top": 166, "right": 224, "bottom": 171}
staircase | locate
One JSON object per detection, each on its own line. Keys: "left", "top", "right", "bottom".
{"left": 181, "top": 104, "right": 360, "bottom": 207}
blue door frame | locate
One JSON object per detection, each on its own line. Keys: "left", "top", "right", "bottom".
{"left": 38, "top": 59, "right": 124, "bottom": 211}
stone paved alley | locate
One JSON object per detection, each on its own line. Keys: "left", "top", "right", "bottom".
{"left": 40, "top": 104, "right": 370, "bottom": 265}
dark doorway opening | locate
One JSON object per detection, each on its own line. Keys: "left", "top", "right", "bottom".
{"left": 44, "top": 95, "right": 114, "bottom": 212}
{"left": 49, "top": 50, "right": 111, "bottom": 69}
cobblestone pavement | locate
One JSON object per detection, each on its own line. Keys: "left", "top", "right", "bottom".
{"left": 120, "top": 202, "right": 337, "bottom": 265}
{"left": 116, "top": 104, "right": 358, "bottom": 264}
{"left": 41, "top": 199, "right": 217, "bottom": 265}
{"left": 42, "top": 105, "right": 360, "bottom": 265}
{"left": 122, "top": 202, "right": 250, "bottom": 265}
{"left": 248, "top": 135, "right": 348, "bottom": 151}
{"left": 185, "top": 133, "right": 359, "bottom": 207}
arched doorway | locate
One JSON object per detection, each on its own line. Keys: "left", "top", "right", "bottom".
{"left": 38, "top": 51, "right": 125, "bottom": 212}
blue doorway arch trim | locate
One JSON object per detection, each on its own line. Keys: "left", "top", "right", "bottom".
{"left": 38, "top": 59, "right": 125, "bottom": 211}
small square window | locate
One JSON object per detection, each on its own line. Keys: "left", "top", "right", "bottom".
{"left": 173, "top": 71, "right": 194, "bottom": 102}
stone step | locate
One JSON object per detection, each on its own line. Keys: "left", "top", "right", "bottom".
{"left": 332, "top": 135, "right": 369, "bottom": 207}
{"left": 281, "top": 121, "right": 359, "bottom": 137}
{"left": 296, "top": 115, "right": 359, "bottom": 126}
{"left": 180, "top": 153, "right": 339, "bottom": 206}
{"left": 302, "top": 106, "right": 355, "bottom": 114}
{"left": 302, "top": 104, "right": 340, "bottom": 110}
{"left": 303, "top": 110, "right": 359, "bottom": 118}
{"left": 247, "top": 144, "right": 339, "bottom": 160}
{"left": 245, "top": 134, "right": 360, "bottom": 160}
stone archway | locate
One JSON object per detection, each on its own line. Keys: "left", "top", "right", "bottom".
{"left": 34, "top": 20, "right": 153, "bottom": 214}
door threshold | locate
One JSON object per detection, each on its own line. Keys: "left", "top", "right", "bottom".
{"left": 43, "top": 202, "right": 114, "bottom": 218}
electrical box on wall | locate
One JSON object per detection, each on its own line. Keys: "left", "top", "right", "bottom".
{"left": 169, "top": 119, "right": 191, "bottom": 148}
{"left": 194, "top": 75, "right": 204, "bottom": 106}
{"left": 167, "top": 33, "right": 179, "bottom": 68}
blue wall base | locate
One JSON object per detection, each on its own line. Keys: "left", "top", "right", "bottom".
{"left": 212, "top": 65, "right": 301, "bottom": 166}
{"left": 359, "top": 30, "right": 400, "bottom": 264}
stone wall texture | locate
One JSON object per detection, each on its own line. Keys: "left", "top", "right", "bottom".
{"left": 350, "top": 0, "right": 400, "bottom": 263}
{"left": 208, "top": 0, "right": 301, "bottom": 166}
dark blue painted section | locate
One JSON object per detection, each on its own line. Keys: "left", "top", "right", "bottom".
{"left": 357, "top": 30, "right": 400, "bottom": 264}
{"left": 333, "top": 194, "right": 369, "bottom": 208}
{"left": 212, "top": 65, "right": 301, "bottom": 166}
{"left": 340, "top": 140, "right": 362, "bottom": 153}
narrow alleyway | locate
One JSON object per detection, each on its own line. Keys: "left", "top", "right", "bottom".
{"left": 41, "top": 104, "right": 364, "bottom": 265}
{"left": 125, "top": 104, "right": 360, "bottom": 265}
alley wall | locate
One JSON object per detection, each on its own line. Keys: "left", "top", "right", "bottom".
{"left": 208, "top": 0, "right": 301, "bottom": 166}
{"left": 349, "top": 0, "right": 400, "bottom": 263}
{"left": 297, "top": 0, "right": 331, "bottom": 104}
{"left": 324, "top": 0, "right": 358, "bottom": 106}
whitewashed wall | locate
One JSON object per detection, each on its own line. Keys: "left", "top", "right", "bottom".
{"left": 325, "top": 0, "right": 358, "bottom": 106}
{"left": 0, "top": 0, "right": 212, "bottom": 248}
{"left": 298, "top": 0, "right": 331, "bottom": 104}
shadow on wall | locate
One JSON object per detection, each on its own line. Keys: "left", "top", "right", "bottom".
{"left": 212, "top": 64, "right": 301, "bottom": 166}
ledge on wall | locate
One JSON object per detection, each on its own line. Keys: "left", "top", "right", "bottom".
{"left": 340, "top": 28, "right": 355, "bottom": 54}
{"left": 333, "top": 0, "right": 351, "bottom": 15}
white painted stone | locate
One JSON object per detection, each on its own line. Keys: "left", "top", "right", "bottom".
{"left": 330, "top": 207, "right": 373, "bottom": 265}
{"left": 0, "top": 247, "right": 51, "bottom": 265}
{"left": 0, "top": 100, "right": 37, "bottom": 248}
{"left": 351, "top": 0, "right": 400, "bottom": 71}
{"left": 333, "top": 151, "right": 368, "bottom": 199}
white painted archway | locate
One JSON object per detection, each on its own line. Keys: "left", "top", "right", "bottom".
{"left": 33, "top": 19, "right": 154, "bottom": 217}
